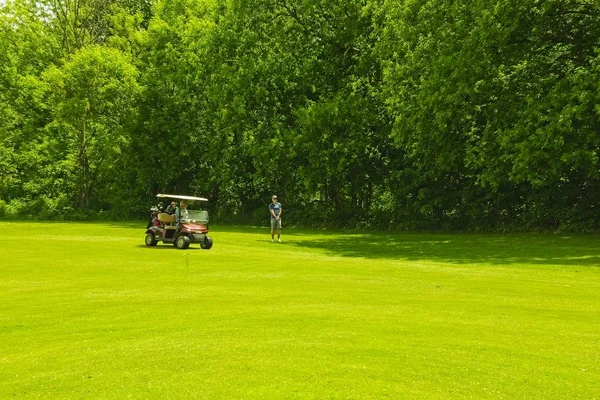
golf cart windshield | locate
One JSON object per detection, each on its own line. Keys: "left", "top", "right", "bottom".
{"left": 181, "top": 209, "right": 208, "bottom": 224}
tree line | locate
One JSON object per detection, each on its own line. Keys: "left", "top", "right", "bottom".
{"left": 1, "top": 0, "right": 598, "bottom": 231}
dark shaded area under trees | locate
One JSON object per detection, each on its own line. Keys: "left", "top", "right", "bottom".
{"left": 1, "top": 0, "right": 599, "bottom": 231}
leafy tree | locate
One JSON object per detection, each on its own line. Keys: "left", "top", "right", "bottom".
{"left": 0, "top": 0, "right": 58, "bottom": 210}
{"left": 378, "top": 0, "right": 600, "bottom": 229}
{"left": 43, "top": 46, "right": 141, "bottom": 208}
{"left": 1, "top": 0, "right": 597, "bottom": 230}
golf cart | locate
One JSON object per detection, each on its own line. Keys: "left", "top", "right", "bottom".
{"left": 144, "top": 194, "right": 213, "bottom": 250}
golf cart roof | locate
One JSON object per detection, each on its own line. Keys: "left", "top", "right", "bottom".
{"left": 157, "top": 193, "right": 208, "bottom": 202}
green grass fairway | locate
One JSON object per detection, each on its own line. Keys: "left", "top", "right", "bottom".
{"left": 1, "top": 222, "right": 599, "bottom": 399}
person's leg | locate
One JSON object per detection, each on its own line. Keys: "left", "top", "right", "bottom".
{"left": 277, "top": 219, "right": 282, "bottom": 242}
{"left": 270, "top": 218, "right": 275, "bottom": 241}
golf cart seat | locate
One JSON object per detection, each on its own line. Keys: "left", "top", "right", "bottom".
{"left": 158, "top": 213, "right": 176, "bottom": 224}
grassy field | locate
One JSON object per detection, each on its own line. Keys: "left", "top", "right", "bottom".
{"left": 0, "top": 222, "right": 599, "bottom": 399}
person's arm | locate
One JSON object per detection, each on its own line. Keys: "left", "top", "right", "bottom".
{"left": 276, "top": 204, "right": 282, "bottom": 219}
{"left": 269, "top": 204, "right": 276, "bottom": 218}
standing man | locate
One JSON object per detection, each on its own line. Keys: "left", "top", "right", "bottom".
{"left": 269, "top": 195, "right": 282, "bottom": 243}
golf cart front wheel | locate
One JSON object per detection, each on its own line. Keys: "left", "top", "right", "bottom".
{"left": 175, "top": 235, "right": 191, "bottom": 250}
{"left": 201, "top": 236, "right": 213, "bottom": 250}
{"left": 145, "top": 233, "right": 157, "bottom": 246}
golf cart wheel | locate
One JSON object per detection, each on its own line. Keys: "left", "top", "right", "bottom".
{"left": 145, "top": 233, "right": 157, "bottom": 246}
{"left": 175, "top": 235, "right": 191, "bottom": 250}
{"left": 200, "top": 236, "right": 213, "bottom": 250}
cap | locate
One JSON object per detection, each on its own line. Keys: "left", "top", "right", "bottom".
{"left": 272, "top": 195, "right": 278, "bottom": 199}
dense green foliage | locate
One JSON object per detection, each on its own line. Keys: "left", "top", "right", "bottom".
{"left": 1, "top": 0, "right": 599, "bottom": 230}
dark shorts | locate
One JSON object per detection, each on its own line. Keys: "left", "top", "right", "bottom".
{"left": 271, "top": 217, "right": 282, "bottom": 229}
